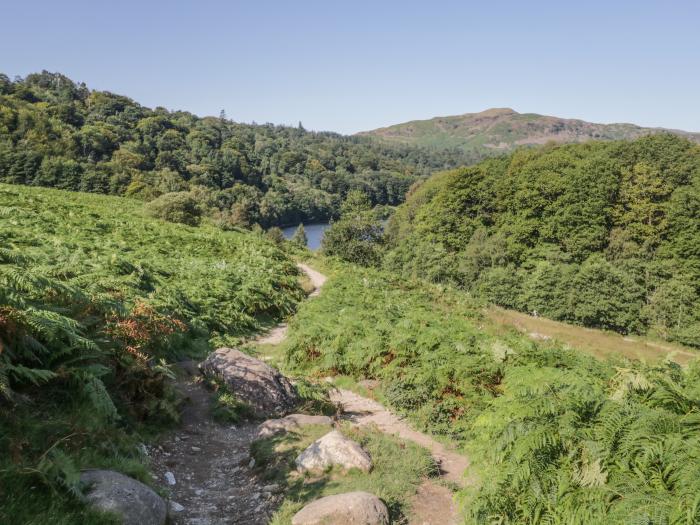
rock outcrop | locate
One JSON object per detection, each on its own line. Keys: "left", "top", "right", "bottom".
{"left": 295, "top": 430, "right": 372, "bottom": 473}
{"left": 80, "top": 469, "right": 167, "bottom": 525}
{"left": 291, "top": 491, "right": 389, "bottom": 525}
{"left": 200, "top": 347, "right": 298, "bottom": 416}
{"left": 256, "top": 414, "right": 334, "bottom": 439}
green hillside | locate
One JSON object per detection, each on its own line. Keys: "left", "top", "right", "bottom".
{"left": 283, "top": 264, "right": 700, "bottom": 524}
{"left": 0, "top": 71, "right": 466, "bottom": 228}
{"left": 0, "top": 183, "right": 304, "bottom": 523}
{"left": 384, "top": 134, "right": 700, "bottom": 347}
{"left": 358, "top": 107, "right": 700, "bottom": 163}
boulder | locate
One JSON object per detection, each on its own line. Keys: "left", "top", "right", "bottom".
{"left": 256, "top": 414, "right": 334, "bottom": 439}
{"left": 80, "top": 469, "right": 167, "bottom": 525}
{"left": 291, "top": 491, "right": 389, "bottom": 525}
{"left": 295, "top": 430, "right": 372, "bottom": 473}
{"left": 200, "top": 347, "right": 298, "bottom": 416}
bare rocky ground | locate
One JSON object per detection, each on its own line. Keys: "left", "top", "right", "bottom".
{"left": 149, "top": 367, "right": 281, "bottom": 525}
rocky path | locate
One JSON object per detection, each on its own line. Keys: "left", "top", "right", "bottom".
{"left": 329, "top": 388, "right": 469, "bottom": 525}
{"left": 152, "top": 262, "right": 468, "bottom": 524}
{"left": 150, "top": 366, "right": 279, "bottom": 525}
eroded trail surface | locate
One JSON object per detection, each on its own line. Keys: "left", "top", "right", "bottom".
{"left": 329, "top": 388, "right": 469, "bottom": 525}
{"left": 153, "top": 262, "right": 468, "bottom": 525}
{"left": 150, "top": 366, "right": 278, "bottom": 524}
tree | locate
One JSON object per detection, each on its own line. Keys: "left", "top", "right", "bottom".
{"left": 265, "top": 226, "right": 285, "bottom": 245}
{"left": 291, "top": 223, "right": 308, "bottom": 247}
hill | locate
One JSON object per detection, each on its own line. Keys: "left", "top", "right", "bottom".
{"left": 358, "top": 107, "right": 700, "bottom": 162}
{"left": 0, "top": 183, "right": 305, "bottom": 523}
{"left": 384, "top": 134, "right": 700, "bottom": 347}
{"left": 0, "top": 71, "right": 467, "bottom": 228}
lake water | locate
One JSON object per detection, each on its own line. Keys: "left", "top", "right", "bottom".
{"left": 281, "top": 222, "right": 331, "bottom": 250}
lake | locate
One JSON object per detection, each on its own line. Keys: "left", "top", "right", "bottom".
{"left": 281, "top": 222, "right": 331, "bottom": 250}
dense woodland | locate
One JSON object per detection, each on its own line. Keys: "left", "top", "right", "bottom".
{"left": 381, "top": 134, "right": 700, "bottom": 347}
{"left": 0, "top": 71, "right": 465, "bottom": 227}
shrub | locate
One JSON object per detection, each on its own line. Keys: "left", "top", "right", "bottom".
{"left": 146, "top": 191, "right": 202, "bottom": 226}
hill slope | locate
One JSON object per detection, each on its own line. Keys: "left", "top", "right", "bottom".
{"left": 0, "top": 183, "right": 304, "bottom": 523}
{"left": 385, "top": 134, "right": 700, "bottom": 347}
{"left": 359, "top": 107, "right": 700, "bottom": 162}
{"left": 0, "top": 71, "right": 467, "bottom": 228}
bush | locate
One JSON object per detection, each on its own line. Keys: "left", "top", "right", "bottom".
{"left": 146, "top": 191, "right": 202, "bottom": 226}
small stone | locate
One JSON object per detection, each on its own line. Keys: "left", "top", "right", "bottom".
{"left": 175, "top": 437, "right": 181, "bottom": 442}
{"left": 263, "top": 484, "right": 281, "bottom": 493}
{"left": 195, "top": 489, "right": 204, "bottom": 496}
{"left": 170, "top": 501, "right": 185, "bottom": 513}
{"left": 191, "top": 446, "right": 201, "bottom": 452}
{"left": 164, "top": 471, "right": 176, "bottom": 485}
{"left": 248, "top": 458, "right": 255, "bottom": 468}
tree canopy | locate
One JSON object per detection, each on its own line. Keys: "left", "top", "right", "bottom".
{"left": 385, "top": 134, "right": 700, "bottom": 346}
{"left": 0, "top": 71, "right": 468, "bottom": 228}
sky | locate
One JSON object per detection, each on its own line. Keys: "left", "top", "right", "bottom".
{"left": 1, "top": 0, "right": 699, "bottom": 134}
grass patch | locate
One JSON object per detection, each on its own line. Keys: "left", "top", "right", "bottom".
{"left": 251, "top": 423, "right": 437, "bottom": 524}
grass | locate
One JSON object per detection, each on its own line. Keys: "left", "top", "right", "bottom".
{"left": 488, "top": 306, "right": 698, "bottom": 365}
{"left": 251, "top": 423, "right": 438, "bottom": 524}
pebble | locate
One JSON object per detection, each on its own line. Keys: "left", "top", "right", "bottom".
{"left": 191, "top": 446, "right": 202, "bottom": 452}
{"left": 195, "top": 489, "right": 204, "bottom": 496}
{"left": 164, "top": 471, "right": 176, "bottom": 485}
{"left": 248, "top": 458, "right": 255, "bottom": 468}
{"left": 170, "top": 501, "right": 185, "bottom": 512}
{"left": 263, "top": 484, "right": 280, "bottom": 493}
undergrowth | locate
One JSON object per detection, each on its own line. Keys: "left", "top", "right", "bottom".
{"left": 0, "top": 183, "right": 304, "bottom": 522}
{"left": 282, "top": 265, "right": 700, "bottom": 524}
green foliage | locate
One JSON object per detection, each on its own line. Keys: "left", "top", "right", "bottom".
{"left": 145, "top": 191, "right": 202, "bottom": 225}
{"left": 290, "top": 223, "right": 307, "bottom": 247}
{"left": 0, "top": 71, "right": 467, "bottom": 228}
{"left": 387, "top": 135, "right": 700, "bottom": 345}
{"left": 321, "top": 191, "right": 385, "bottom": 266}
{"left": 0, "top": 183, "right": 304, "bottom": 518}
{"left": 282, "top": 265, "right": 700, "bottom": 524}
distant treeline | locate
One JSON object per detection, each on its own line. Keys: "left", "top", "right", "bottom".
{"left": 384, "top": 134, "right": 700, "bottom": 346}
{"left": 0, "top": 71, "right": 466, "bottom": 227}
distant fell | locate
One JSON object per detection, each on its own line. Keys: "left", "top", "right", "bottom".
{"left": 358, "top": 108, "right": 700, "bottom": 160}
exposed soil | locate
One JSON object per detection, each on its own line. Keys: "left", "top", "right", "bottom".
{"left": 329, "top": 388, "right": 470, "bottom": 525}
{"left": 150, "top": 366, "right": 278, "bottom": 525}
{"left": 151, "top": 262, "right": 467, "bottom": 524}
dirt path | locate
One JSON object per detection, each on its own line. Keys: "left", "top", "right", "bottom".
{"left": 153, "top": 263, "right": 467, "bottom": 524}
{"left": 329, "top": 388, "right": 469, "bottom": 525}
{"left": 150, "top": 364, "right": 278, "bottom": 525}
{"left": 149, "top": 263, "right": 325, "bottom": 524}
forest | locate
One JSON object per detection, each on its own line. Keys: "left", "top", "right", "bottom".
{"left": 0, "top": 71, "right": 466, "bottom": 227}
{"left": 379, "top": 134, "right": 700, "bottom": 347}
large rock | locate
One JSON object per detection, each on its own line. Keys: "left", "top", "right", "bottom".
{"left": 256, "top": 414, "right": 334, "bottom": 439}
{"left": 80, "top": 469, "right": 167, "bottom": 525}
{"left": 291, "top": 491, "right": 389, "bottom": 525}
{"left": 295, "top": 430, "right": 372, "bottom": 473}
{"left": 200, "top": 347, "right": 298, "bottom": 416}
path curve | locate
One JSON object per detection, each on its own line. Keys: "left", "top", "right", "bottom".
{"left": 328, "top": 388, "right": 470, "bottom": 486}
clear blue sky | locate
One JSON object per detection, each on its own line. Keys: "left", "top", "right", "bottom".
{"left": 2, "top": 0, "right": 698, "bottom": 134}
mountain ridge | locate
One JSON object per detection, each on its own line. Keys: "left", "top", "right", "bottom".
{"left": 357, "top": 108, "right": 700, "bottom": 160}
